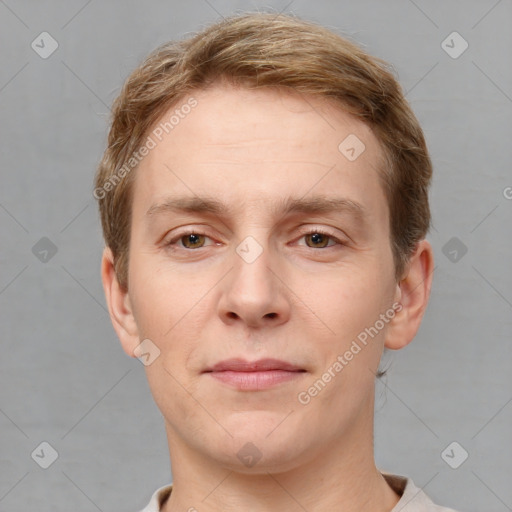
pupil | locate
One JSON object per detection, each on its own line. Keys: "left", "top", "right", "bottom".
{"left": 184, "top": 234, "right": 202, "bottom": 247}
{"left": 308, "top": 233, "right": 330, "bottom": 248}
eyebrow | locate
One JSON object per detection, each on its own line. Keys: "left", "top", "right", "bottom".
{"left": 146, "top": 195, "right": 366, "bottom": 220}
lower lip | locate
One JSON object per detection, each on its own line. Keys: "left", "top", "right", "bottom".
{"left": 207, "top": 370, "right": 304, "bottom": 390}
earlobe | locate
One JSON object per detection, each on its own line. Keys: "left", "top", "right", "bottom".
{"left": 384, "top": 239, "right": 434, "bottom": 350}
{"left": 101, "top": 247, "right": 140, "bottom": 358}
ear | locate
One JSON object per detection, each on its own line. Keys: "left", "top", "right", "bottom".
{"left": 101, "top": 247, "right": 140, "bottom": 358}
{"left": 385, "top": 239, "right": 434, "bottom": 350}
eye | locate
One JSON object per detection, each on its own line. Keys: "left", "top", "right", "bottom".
{"left": 168, "top": 231, "right": 213, "bottom": 250}
{"left": 298, "top": 228, "right": 343, "bottom": 249}
{"left": 166, "top": 228, "right": 345, "bottom": 251}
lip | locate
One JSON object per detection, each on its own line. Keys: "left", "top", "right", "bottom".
{"left": 203, "top": 358, "right": 306, "bottom": 391}
{"left": 205, "top": 358, "right": 304, "bottom": 373}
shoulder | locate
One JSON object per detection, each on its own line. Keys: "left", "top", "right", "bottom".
{"left": 382, "top": 472, "right": 461, "bottom": 512}
{"left": 139, "top": 477, "right": 462, "bottom": 512}
{"left": 138, "top": 484, "right": 173, "bottom": 512}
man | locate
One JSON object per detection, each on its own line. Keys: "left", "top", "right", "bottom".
{"left": 94, "top": 12, "right": 460, "bottom": 512}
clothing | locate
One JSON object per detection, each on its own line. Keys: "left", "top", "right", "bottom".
{"left": 138, "top": 472, "right": 460, "bottom": 511}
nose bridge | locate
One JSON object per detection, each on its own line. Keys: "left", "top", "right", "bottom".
{"left": 230, "top": 201, "right": 274, "bottom": 276}
{"left": 232, "top": 232, "right": 274, "bottom": 300}
{"left": 218, "top": 229, "right": 290, "bottom": 327}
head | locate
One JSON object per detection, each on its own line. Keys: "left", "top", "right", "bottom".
{"left": 96, "top": 13, "right": 434, "bottom": 472}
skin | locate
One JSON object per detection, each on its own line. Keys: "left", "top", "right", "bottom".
{"left": 102, "top": 83, "right": 434, "bottom": 512}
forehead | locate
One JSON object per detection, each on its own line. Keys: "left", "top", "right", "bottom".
{"left": 131, "top": 84, "right": 388, "bottom": 225}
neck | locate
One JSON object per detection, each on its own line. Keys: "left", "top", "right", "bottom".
{"left": 161, "top": 401, "right": 400, "bottom": 512}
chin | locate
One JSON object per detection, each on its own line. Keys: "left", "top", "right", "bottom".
{"left": 204, "top": 419, "right": 310, "bottom": 473}
{"left": 213, "top": 440, "right": 306, "bottom": 475}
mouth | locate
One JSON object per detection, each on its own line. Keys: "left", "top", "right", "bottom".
{"left": 202, "top": 358, "right": 307, "bottom": 391}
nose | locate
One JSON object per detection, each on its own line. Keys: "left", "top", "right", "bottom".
{"left": 217, "top": 238, "right": 291, "bottom": 329}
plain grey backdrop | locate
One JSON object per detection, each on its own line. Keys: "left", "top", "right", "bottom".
{"left": 1, "top": 1, "right": 511, "bottom": 511}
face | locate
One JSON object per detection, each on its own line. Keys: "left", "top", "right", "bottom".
{"left": 111, "top": 84, "right": 405, "bottom": 472}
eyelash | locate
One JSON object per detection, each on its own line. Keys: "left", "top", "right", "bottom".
{"left": 166, "top": 227, "right": 345, "bottom": 251}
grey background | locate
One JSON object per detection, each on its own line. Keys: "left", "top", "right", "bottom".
{"left": 0, "top": 1, "right": 511, "bottom": 511}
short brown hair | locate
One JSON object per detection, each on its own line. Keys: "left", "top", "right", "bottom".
{"left": 94, "top": 12, "right": 432, "bottom": 290}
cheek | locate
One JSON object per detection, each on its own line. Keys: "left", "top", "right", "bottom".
{"left": 127, "top": 255, "right": 219, "bottom": 394}
{"left": 297, "top": 265, "right": 390, "bottom": 341}
{"left": 127, "top": 251, "right": 203, "bottom": 337}
{"left": 298, "top": 270, "right": 393, "bottom": 403}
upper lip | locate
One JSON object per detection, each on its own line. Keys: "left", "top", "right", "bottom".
{"left": 203, "top": 358, "right": 305, "bottom": 373}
